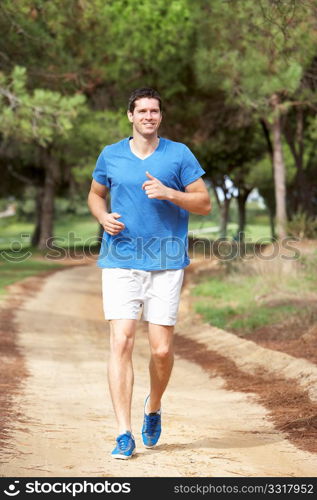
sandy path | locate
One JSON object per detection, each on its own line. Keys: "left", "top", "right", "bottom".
{"left": 1, "top": 264, "right": 316, "bottom": 477}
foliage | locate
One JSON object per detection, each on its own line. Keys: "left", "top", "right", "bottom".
{"left": 194, "top": 0, "right": 317, "bottom": 117}
{"left": 1, "top": 0, "right": 317, "bottom": 240}
{"left": 64, "top": 107, "right": 130, "bottom": 184}
{"left": 0, "top": 0, "right": 194, "bottom": 97}
{"left": 0, "top": 66, "right": 85, "bottom": 146}
{"left": 287, "top": 210, "right": 317, "bottom": 239}
{"left": 192, "top": 253, "right": 317, "bottom": 335}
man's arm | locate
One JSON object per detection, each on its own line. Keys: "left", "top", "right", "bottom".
{"left": 87, "top": 179, "right": 125, "bottom": 235}
{"left": 142, "top": 172, "right": 211, "bottom": 216}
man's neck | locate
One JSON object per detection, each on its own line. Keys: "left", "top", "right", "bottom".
{"left": 130, "top": 133, "right": 159, "bottom": 158}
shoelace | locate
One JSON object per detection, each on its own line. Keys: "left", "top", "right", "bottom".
{"left": 117, "top": 434, "right": 132, "bottom": 450}
{"left": 145, "top": 413, "right": 160, "bottom": 434}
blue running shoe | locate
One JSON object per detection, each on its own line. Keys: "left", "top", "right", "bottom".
{"left": 111, "top": 431, "right": 136, "bottom": 459}
{"left": 141, "top": 396, "right": 161, "bottom": 448}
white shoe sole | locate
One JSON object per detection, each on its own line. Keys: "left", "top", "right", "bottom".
{"left": 111, "top": 449, "right": 136, "bottom": 460}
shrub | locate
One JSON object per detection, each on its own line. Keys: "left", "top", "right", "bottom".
{"left": 287, "top": 211, "right": 317, "bottom": 239}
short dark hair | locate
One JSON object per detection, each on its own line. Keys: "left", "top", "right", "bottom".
{"left": 128, "top": 87, "right": 162, "bottom": 113}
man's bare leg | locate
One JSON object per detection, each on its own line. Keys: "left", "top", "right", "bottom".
{"left": 108, "top": 319, "right": 137, "bottom": 434}
{"left": 147, "top": 323, "right": 174, "bottom": 412}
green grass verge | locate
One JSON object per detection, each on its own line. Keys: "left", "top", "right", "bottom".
{"left": 188, "top": 222, "right": 272, "bottom": 242}
{"left": 195, "top": 300, "right": 308, "bottom": 333}
{"left": 1, "top": 214, "right": 271, "bottom": 249}
{"left": 0, "top": 215, "right": 99, "bottom": 250}
{"left": 192, "top": 253, "right": 317, "bottom": 335}
{"left": 0, "top": 249, "right": 66, "bottom": 298}
{"left": 0, "top": 214, "right": 101, "bottom": 299}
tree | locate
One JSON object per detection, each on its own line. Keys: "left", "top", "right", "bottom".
{"left": 0, "top": 0, "right": 197, "bottom": 248}
{"left": 0, "top": 66, "right": 85, "bottom": 248}
{"left": 194, "top": 0, "right": 317, "bottom": 238}
{"left": 194, "top": 114, "right": 267, "bottom": 239}
{"left": 0, "top": 0, "right": 194, "bottom": 99}
{"left": 283, "top": 83, "right": 317, "bottom": 218}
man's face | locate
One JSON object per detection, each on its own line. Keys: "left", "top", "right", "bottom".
{"left": 127, "top": 97, "right": 162, "bottom": 137}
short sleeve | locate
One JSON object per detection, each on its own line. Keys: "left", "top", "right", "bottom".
{"left": 179, "top": 145, "right": 206, "bottom": 187}
{"left": 92, "top": 149, "right": 111, "bottom": 187}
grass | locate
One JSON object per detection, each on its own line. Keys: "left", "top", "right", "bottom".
{"left": 2, "top": 214, "right": 271, "bottom": 249}
{"left": 192, "top": 250, "right": 317, "bottom": 336}
{"left": 0, "top": 215, "right": 101, "bottom": 298}
{"left": 195, "top": 300, "right": 307, "bottom": 332}
{"left": 188, "top": 222, "right": 272, "bottom": 242}
{"left": 54, "top": 215, "right": 100, "bottom": 246}
{"left": 297, "top": 250, "right": 317, "bottom": 291}
{"left": 0, "top": 249, "right": 65, "bottom": 298}
{"left": 0, "top": 219, "right": 34, "bottom": 249}
{"left": 0, "top": 214, "right": 100, "bottom": 250}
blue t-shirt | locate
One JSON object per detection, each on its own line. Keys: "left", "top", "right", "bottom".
{"left": 92, "top": 137, "right": 205, "bottom": 270}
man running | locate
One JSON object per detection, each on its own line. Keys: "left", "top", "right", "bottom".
{"left": 87, "top": 87, "right": 211, "bottom": 459}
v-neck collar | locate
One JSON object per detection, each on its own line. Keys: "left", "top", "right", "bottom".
{"left": 127, "top": 136, "right": 163, "bottom": 161}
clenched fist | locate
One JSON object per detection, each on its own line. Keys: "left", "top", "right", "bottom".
{"left": 99, "top": 212, "right": 125, "bottom": 236}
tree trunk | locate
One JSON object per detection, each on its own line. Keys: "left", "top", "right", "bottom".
{"left": 219, "top": 196, "right": 231, "bottom": 239}
{"left": 260, "top": 118, "right": 274, "bottom": 161}
{"left": 270, "top": 94, "right": 287, "bottom": 239}
{"left": 31, "top": 187, "right": 44, "bottom": 247}
{"left": 211, "top": 183, "right": 221, "bottom": 209}
{"left": 267, "top": 207, "right": 275, "bottom": 240}
{"left": 38, "top": 150, "right": 57, "bottom": 250}
{"left": 284, "top": 107, "right": 313, "bottom": 216}
{"left": 295, "top": 108, "right": 305, "bottom": 212}
{"left": 259, "top": 119, "right": 276, "bottom": 240}
{"left": 236, "top": 189, "right": 251, "bottom": 241}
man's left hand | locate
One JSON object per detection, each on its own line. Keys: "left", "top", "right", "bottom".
{"left": 142, "top": 171, "right": 170, "bottom": 200}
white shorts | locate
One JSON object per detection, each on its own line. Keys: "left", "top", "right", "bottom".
{"left": 102, "top": 268, "right": 184, "bottom": 326}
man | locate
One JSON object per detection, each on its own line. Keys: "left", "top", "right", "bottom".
{"left": 87, "top": 87, "right": 211, "bottom": 459}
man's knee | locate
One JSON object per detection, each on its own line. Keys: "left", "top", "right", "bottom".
{"left": 110, "top": 323, "right": 135, "bottom": 357}
{"left": 151, "top": 344, "right": 173, "bottom": 362}
{"left": 111, "top": 334, "right": 134, "bottom": 357}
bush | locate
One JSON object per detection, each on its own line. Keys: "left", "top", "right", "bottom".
{"left": 0, "top": 198, "right": 9, "bottom": 212}
{"left": 287, "top": 211, "right": 317, "bottom": 239}
{"left": 55, "top": 196, "right": 90, "bottom": 217}
{"left": 15, "top": 197, "right": 36, "bottom": 221}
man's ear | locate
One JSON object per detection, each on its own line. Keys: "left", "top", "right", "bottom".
{"left": 127, "top": 110, "right": 133, "bottom": 123}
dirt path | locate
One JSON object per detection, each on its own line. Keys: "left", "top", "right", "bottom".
{"left": 1, "top": 264, "right": 316, "bottom": 477}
